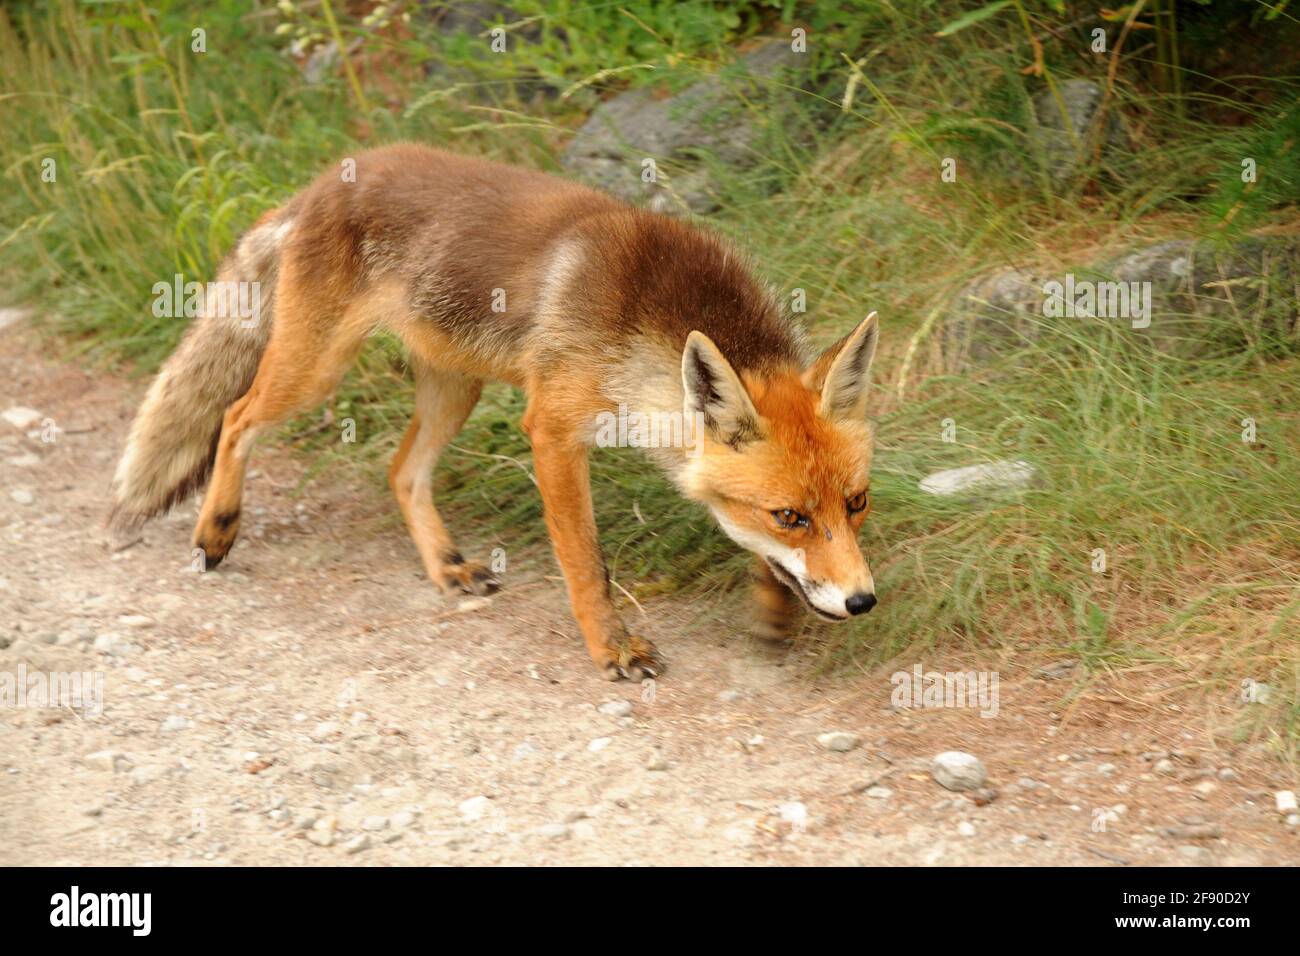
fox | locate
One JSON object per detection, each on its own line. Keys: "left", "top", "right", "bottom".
{"left": 108, "top": 144, "right": 880, "bottom": 681}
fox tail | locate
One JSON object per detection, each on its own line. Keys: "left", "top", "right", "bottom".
{"left": 107, "top": 212, "right": 290, "bottom": 540}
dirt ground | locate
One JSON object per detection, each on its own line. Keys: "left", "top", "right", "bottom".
{"left": 1, "top": 321, "right": 1295, "bottom": 866}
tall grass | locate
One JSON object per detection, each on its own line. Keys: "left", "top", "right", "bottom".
{"left": 1, "top": 0, "right": 1296, "bottom": 755}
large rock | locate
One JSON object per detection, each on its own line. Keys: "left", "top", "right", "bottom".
{"left": 1102, "top": 236, "right": 1300, "bottom": 356}
{"left": 1028, "top": 79, "right": 1131, "bottom": 186}
{"left": 941, "top": 269, "right": 1043, "bottom": 370}
{"left": 942, "top": 236, "right": 1300, "bottom": 369}
{"left": 411, "top": 2, "right": 553, "bottom": 101}
{"left": 561, "top": 39, "right": 805, "bottom": 214}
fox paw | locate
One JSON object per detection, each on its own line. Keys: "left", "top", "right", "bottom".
{"left": 596, "top": 635, "right": 664, "bottom": 682}
{"left": 193, "top": 509, "right": 241, "bottom": 570}
{"left": 436, "top": 559, "right": 500, "bottom": 596}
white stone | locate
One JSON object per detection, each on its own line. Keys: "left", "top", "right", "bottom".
{"left": 931, "top": 751, "right": 988, "bottom": 792}
{"left": 919, "top": 460, "right": 1037, "bottom": 497}
{"left": 817, "top": 731, "right": 861, "bottom": 753}
{"left": 1, "top": 406, "right": 41, "bottom": 430}
{"left": 459, "top": 795, "right": 491, "bottom": 821}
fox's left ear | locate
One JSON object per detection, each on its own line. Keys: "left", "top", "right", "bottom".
{"left": 802, "top": 312, "right": 878, "bottom": 422}
{"left": 682, "top": 331, "right": 761, "bottom": 448}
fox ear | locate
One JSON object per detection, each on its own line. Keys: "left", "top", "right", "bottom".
{"left": 682, "top": 331, "right": 761, "bottom": 448}
{"left": 803, "top": 312, "right": 878, "bottom": 422}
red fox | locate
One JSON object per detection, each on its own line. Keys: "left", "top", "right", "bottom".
{"left": 109, "top": 145, "right": 879, "bottom": 680}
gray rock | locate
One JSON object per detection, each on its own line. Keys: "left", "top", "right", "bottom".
{"left": 943, "top": 237, "right": 1299, "bottom": 370}
{"left": 160, "top": 715, "right": 192, "bottom": 733}
{"left": 817, "top": 731, "right": 861, "bottom": 753}
{"left": 561, "top": 39, "right": 805, "bottom": 214}
{"left": 597, "top": 699, "right": 633, "bottom": 718}
{"left": 941, "top": 269, "right": 1044, "bottom": 369}
{"left": 84, "top": 750, "right": 130, "bottom": 772}
{"left": 92, "top": 633, "right": 136, "bottom": 656}
{"left": 435, "top": 1, "right": 540, "bottom": 40}
{"left": 1102, "top": 237, "right": 1300, "bottom": 357}
{"left": 538, "top": 822, "right": 570, "bottom": 840}
{"left": 343, "top": 834, "right": 370, "bottom": 854}
{"left": 931, "top": 751, "right": 988, "bottom": 792}
{"left": 1027, "top": 79, "right": 1131, "bottom": 186}
{"left": 1160, "top": 823, "right": 1221, "bottom": 840}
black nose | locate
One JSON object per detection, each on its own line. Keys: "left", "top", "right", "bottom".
{"left": 845, "top": 592, "right": 877, "bottom": 616}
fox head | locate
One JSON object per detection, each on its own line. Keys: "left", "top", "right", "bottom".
{"left": 681, "top": 313, "right": 879, "bottom": 621}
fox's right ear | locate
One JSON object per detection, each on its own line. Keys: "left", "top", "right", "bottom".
{"left": 802, "top": 312, "right": 878, "bottom": 422}
{"left": 682, "top": 331, "right": 761, "bottom": 449}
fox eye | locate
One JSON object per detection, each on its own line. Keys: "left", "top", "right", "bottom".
{"left": 771, "top": 508, "right": 809, "bottom": 529}
{"left": 847, "top": 491, "right": 870, "bottom": 515}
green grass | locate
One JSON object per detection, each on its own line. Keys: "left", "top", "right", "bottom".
{"left": 1, "top": 0, "right": 1297, "bottom": 757}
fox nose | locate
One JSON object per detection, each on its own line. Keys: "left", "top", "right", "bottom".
{"left": 845, "top": 592, "right": 877, "bottom": 616}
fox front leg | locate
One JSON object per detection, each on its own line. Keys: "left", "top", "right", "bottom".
{"left": 523, "top": 398, "right": 664, "bottom": 680}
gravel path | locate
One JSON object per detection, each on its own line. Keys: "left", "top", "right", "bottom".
{"left": 1, "top": 324, "right": 1295, "bottom": 866}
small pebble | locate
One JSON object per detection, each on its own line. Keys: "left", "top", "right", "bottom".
{"left": 932, "top": 751, "right": 988, "bottom": 792}
{"left": 817, "top": 731, "right": 861, "bottom": 753}
{"left": 343, "top": 834, "right": 370, "bottom": 854}
{"left": 597, "top": 700, "right": 633, "bottom": 718}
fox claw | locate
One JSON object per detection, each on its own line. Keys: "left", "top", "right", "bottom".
{"left": 438, "top": 560, "right": 500, "bottom": 596}
{"left": 599, "top": 636, "right": 663, "bottom": 682}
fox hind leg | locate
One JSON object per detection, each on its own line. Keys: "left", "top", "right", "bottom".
{"left": 389, "top": 363, "right": 497, "bottom": 596}
{"left": 192, "top": 283, "right": 368, "bottom": 568}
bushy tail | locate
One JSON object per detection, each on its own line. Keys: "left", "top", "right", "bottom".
{"left": 107, "top": 212, "right": 288, "bottom": 540}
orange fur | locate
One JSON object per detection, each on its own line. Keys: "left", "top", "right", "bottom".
{"left": 111, "top": 145, "right": 882, "bottom": 680}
